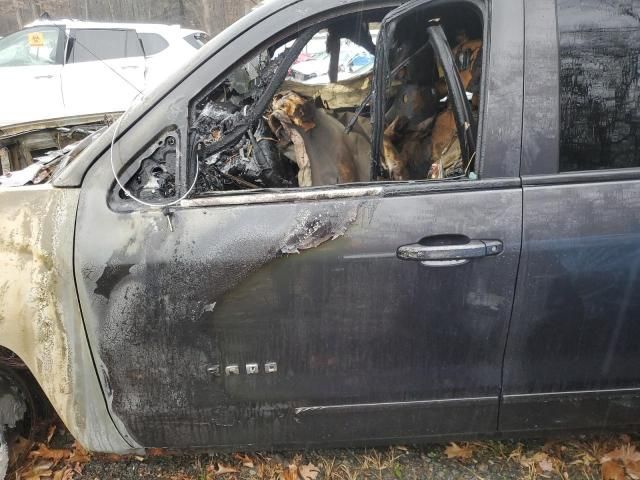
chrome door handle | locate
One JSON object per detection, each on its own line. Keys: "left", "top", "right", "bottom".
{"left": 33, "top": 74, "right": 54, "bottom": 79}
{"left": 397, "top": 237, "right": 503, "bottom": 267}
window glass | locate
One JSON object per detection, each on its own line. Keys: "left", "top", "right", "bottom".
{"left": 0, "top": 27, "right": 61, "bottom": 67}
{"left": 68, "top": 29, "right": 129, "bottom": 63}
{"left": 558, "top": 0, "right": 640, "bottom": 172}
{"left": 139, "top": 33, "right": 169, "bottom": 56}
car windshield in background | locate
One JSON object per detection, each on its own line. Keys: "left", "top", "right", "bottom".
{"left": 0, "top": 27, "right": 61, "bottom": 67}
{"left": 184, "top": 32, "right": 210, "bottom": 49}
{"left": 288, "top": 29, "right": 377, "bottom": 84}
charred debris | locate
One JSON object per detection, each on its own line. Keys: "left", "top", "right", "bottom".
{"left": 0, "top": 9, "right": 483, "bottom": 200}
{"left": 0, "top": 119, "right": 108, "bottom": 187}
{"left": 123, "top": 8, "right": 482, "bottom": 202}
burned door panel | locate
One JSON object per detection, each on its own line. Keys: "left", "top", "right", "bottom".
{"left": 75, "top": 165, "right": 522, "bottom": 447}
{"left": 72, "top": 0, "right": 525, "bottom": 449}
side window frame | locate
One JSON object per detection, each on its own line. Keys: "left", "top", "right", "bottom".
{"left": 180, "top": 0, "right": 490, "bottom": 201}
{"left": 53, "top": 25, "right": 67, "bottom": 65}
{"left": 107, "top": 4, "right": 400, "bottom": 211}
{"left": 66, "top": 28, "right": 131, "bottom": 64}
{"left": 371, "top": 1, "right": 483, "bottom": 182}
{"left": 125, "top": 29, "right": 144, "bottom": 58}
{"left": 89, "top": 0, "right": 526, "bottom": 213}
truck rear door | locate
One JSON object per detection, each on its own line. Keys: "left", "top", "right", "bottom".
{"left": 501, "top": 0, "right": 640, "bottom": 433}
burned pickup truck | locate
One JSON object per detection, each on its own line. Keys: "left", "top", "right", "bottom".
{"left": 3, "top": 0, "right": 640, "bottom": 465}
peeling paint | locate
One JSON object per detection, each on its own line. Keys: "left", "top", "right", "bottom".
{"left": 0, "top": 185, "right": 134, "bottom": 453}
{"left": 280, "top": 204, "right": 360, "bottom": 254}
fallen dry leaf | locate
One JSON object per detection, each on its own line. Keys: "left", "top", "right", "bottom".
{"left": 52, "top": 467, "right": 75, "bottom": 480}
{"left": 20, "top": 459, "right": 54, "bottom": 480}
{"left": 208, "top": 462, "right": 239, "bottom": 476}
{"left": 29, "top": 443, "right": 71, "bottom": 463}
{"left": 146, "top": 447, "right": 168, "bottom": 457}
{"left": 599, "top": 443, "right": 640, "bottom": 479}
{"left": 15, "top": 436, "right": 91, "bottom": 480}
{"left": 601, "top": 460, "right": 625, "bottom": 480}
{"left": 628, "top": 460, "right": 640, "bottom": 480}
{"left": 279, "top": 463, "right": 299, "bottom": 480}
{"left": 518, "top": 451, "right": 560, "bottom": 475}
{"left": 507, "top": 444, "right": 525, "bottom": 463}
{"left": 67, "top": 441, "right": 91, "bottom": 464}
{"left": 233, "top": 453, "right": 255, "bottom": 468}
{"left": 444, "top": 442, "right": 474, "bottom": 460}
{"left": 538, "top": 457, "right": 554, "bottom": 472}
{"left": 9, "top": 436, "right": 33, "bottom": 467}
{"left": 571, "top": 451, "right": 598, "bottom": 467}
{"left": 602, "top": 444, "right": 640, "bottom": 465}
{"left": 299, "top": 463, "right": 319, "bottom": 480}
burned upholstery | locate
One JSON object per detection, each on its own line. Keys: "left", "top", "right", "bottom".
{"left": 183, "top": 14, "right": 482, "bottom": 196}
{"left": 269, "top": 91, "right": 370, "bottom": 186}
{"left": 429, "top": 35, "right": 482, "bottom": 179}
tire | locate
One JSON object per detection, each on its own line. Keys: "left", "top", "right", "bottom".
{"left": 0, "top": 368, "right": 31, "bottom": 479}
{"left": 0, "top": 426, "right": 8, "bottom": 480}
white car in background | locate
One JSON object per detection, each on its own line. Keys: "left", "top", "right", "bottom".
{"left": 0, "top": 20, "right": 209, "bottom": 126}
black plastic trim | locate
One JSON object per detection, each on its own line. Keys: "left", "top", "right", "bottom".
{"left": 522, "top": 168, "right": 640, "bottom": 186}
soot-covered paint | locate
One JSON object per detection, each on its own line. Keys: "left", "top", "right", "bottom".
{"left": 76, "top": 146, "right": 523, "bottom": 448}
{"left": 71, "top": 0, "right": 526, "bottom": 450}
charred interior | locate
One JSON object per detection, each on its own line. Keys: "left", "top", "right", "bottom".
{"left": 380, "top": 7, "right": 482, "bottom": 181}
{"left": 123, "top": 129, "right": 179, "bottom": 201}
{"left": 121, "top": 4, "right": 483, "bottom": 201}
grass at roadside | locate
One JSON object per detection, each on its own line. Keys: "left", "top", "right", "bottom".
{"left": 7, "top": 418, "right": 639, "bottom": 480}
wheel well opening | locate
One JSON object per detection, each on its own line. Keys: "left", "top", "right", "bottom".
{"left": 0, "top": 346, "right": 52, "bottom": 435}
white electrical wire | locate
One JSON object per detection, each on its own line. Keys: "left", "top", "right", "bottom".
{"left": 110, "top": 94, "right": 200, "bottom": 208}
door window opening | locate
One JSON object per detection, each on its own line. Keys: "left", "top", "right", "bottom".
{"left": 118, "top": 3, "right": 484, "bottom": 203}
{"left": 375, "top": 5, "right": 482, "bottom": 181}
